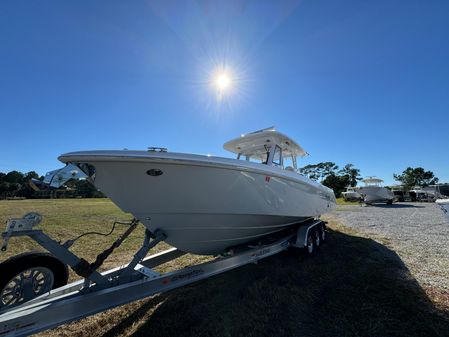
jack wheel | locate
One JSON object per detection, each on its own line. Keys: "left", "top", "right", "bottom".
{"left": 0, "top": 252, "right": 68, "bottom": 310}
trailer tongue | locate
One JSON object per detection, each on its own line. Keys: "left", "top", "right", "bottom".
{"left": 1, "top": 214, "right": 326, "bottom": 337}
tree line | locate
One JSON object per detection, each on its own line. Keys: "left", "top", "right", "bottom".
{"left": 299, "top": 163, "right": 362, "bottom": 197}
{"left": 393, "top": 167, "right": 439, "bottom": 189}
{"left": 299, "top": 163, "right": 440, "bottom": 197}
{"left": 0, "top": 170, "right": 104, "bottom": 199}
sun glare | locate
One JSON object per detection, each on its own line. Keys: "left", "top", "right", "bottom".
{"left": 202, "top": 60, "right": 250, "bottom": 110}
{"left": 215, "top": 72, "right": 231, "bottom": 91}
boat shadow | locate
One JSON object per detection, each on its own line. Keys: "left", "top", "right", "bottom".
{"left": 367, "top": 203, "right": 425, "bottom": 208}
{"left": 101, "top": 229, "right": 449, "bottom": 337}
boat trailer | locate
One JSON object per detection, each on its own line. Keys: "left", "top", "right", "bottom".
{"left": 0, "top": 214, "right": 326, "bottom": 336}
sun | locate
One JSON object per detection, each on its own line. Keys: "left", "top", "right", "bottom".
{"left": 215, "top": 72, "right": 231, "bottom": 91}
{"left": 204, "top": 63, "right": 246, "bottom": 106}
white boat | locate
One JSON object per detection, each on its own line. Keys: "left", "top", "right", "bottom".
{"left": 341, "top": 187, "right": 362, "bottom": 201}
{"left": 358, "top": 177, "right": 394, "bottom": 204}
{"left": 435, "top": 199, "right": 449, "bottom": 221}
{"left": 409, "top": 187, "right": 433, "bottom": 202}
{"left": 45, "top": 127, "right": 336, "bottom": 255}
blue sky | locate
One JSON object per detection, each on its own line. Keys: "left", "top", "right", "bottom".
{"left": 1, "top": 0, "right": 448, "bottom": 185}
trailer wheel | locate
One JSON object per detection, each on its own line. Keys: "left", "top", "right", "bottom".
{"left": 318, "top": 224, "right": 326, "bottom": 243}
{"left": 305, "top": 231, "right": 315, "bottom": 255}
{"left": 313, "top": 229, "right": 321, "bottom": 248}
{"left": 0, "top": 252, "right": 68, "bottom": 310}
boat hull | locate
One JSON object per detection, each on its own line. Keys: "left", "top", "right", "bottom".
{"left": 359, "top": 186, "right": 394, "bottom": 204}
{"left": 144, "top": 213, "right": 309, "bottom": 254}
{"left": 342, "top": 191, "right": 361, "bottom": 201}
{"left": 59, "top": 151, "right": 336, "bottom": 254}
{"left": 436, "top": 199, "right": 449, "bottom": 222}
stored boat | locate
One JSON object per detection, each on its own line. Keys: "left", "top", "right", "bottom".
{"left": 436, "top": 199, "right": 449, "bottom": 221}
{"left": 0, "top": 128, "right": 336, "bottom": 335}
{"left": 341, "top": 187, "right": 362, "bottom": 201}
{"left": 409, "top": 187, "right": 433, "bottom": 202}
{"left": 358, "top": 177, "right": 394, "bottom": 205}
{"left": 43, "top": 127, "right": 336, "bottom": 255}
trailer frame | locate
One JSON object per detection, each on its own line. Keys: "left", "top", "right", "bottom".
{"left": 0, "top": 215, "right": 325, "bottom": 337}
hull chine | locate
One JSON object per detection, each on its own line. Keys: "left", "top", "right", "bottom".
{"left": 139, "top": 213, "right": 313, "bottom": 255}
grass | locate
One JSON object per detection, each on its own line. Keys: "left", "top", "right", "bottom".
{"left": 1, "top": 199, "right": 448, "bottom": 337}
{"left": 336, "top": 197, "right": 361, "bottom": 205}
{"left": 0, "top": 199, "right": 210, "bottom": 280}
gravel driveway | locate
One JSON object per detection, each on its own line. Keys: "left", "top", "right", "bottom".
{"left": 325, "top": 202, "right": 449, "bottom": 292}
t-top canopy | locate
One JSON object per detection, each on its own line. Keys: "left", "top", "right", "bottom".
{"left": 223, "top": 127, "right": 308, "bottom": 158}
{"left": 362, "top": 177, "right": 384, "bottom": 185}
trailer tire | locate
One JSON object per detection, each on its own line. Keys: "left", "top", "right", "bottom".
{"left": 305, "top": 231, "right": 315, "bottom": 255}
{"left": 313, "top": 228, "right": 321, "bottom": 248}
{"left": 318, "top": 224, "right": 326, "bottom": 243}
{"left": 0, "top": 251, "right": 68, "bottom": 310}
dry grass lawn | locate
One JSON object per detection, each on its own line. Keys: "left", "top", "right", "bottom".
{"left": 1, "top": 199, "right": 448, "bottom": 337}
{"left": 336, "top": 197, "right": 361, "bottom": 205}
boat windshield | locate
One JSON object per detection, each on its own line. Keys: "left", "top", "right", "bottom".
{"left": 271, "top": 145, "right": 282, "bottom": 166}
{"left": 240, "top": 148, "right": 270, "bottom": 164}
{"left": 237, "top": 144, "right": 297, "bottom": 170}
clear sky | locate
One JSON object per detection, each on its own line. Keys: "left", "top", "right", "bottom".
{"left": 1, "top": 0, "right": 448, "bottom": 185}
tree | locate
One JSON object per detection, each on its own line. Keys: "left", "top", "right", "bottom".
{"left": 4, "top": 171, "right": 24, "bottom": 184}
{"left": 74, "top": 180, "right": 105, "bottom": 198}
{"left": 339, "top": 164, "right": 361, "bottom": 187}
{"left": 322, "top": 173, "right": 350, "bottom": 198}
{"left": 0, "top": 182, "right": 8, "bottom": 199}
{"left": 18, "top": 171, "right": 41, "bottom": 198}
{"left": 24, "top": 171, "right": 39, "bottom": 181}
{"left": 393, "top": 167, "right": 439, "bottom": 189}
{"left": 7, "top": 182, "right": 21, "bottom": 197}
{"left": 299, "top": 162, "right": 339, "bottom": 181}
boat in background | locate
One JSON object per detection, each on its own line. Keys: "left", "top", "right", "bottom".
{"left": 436, "top": 199, "right": 449, "bottom": 221}
{"left": 409, "top": 187, "right": 432, "bottom": 202}
{"left": 44, "top": 127, "right": 336, "bottom": 255}
{"left": 434, "top": 183, "right": 449, "bottom": 198}
{"left": 358, "top": 177, "right": 395, "bottom": 205}
{"left": 341, "top": 187, "right": 362, "bottom": 201}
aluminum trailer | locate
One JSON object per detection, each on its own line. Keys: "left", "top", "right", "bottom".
{"left": 0, "top": 214, "right": 326, "bottom": 337}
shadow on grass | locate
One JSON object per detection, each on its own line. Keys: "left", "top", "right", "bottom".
{"left": 368, "top": 204, "right": 425, "bottom": 209}
{"left": 101, "top": 229, "right": 449, "bottom": 337}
